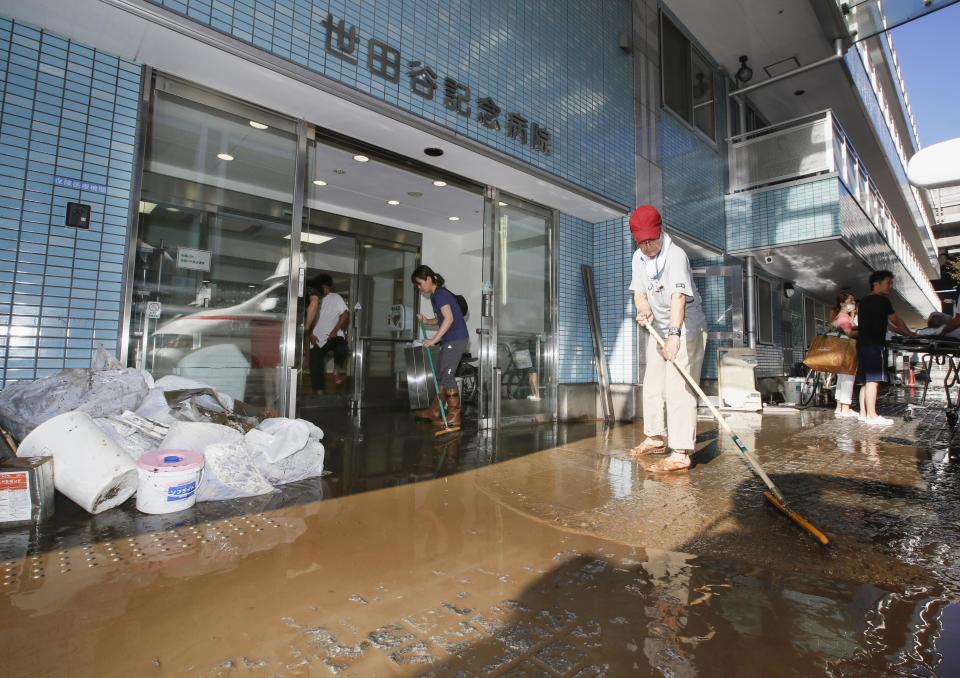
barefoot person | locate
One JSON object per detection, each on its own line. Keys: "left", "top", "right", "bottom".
{"left": 628, "top": 205, "right": 708, "bottom": 472}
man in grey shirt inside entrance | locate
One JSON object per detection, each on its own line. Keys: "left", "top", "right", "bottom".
{"left": 628, "top": 205, "right": 708, "bottom": 472}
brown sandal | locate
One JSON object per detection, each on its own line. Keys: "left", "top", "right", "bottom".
{"left": 630, "top": 438, "right": 667, "bottom": 457}
{"left": 646, "top": 453, "right": 691, "bottom": 473}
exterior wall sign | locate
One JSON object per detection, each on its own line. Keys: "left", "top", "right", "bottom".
{"left": 53, "top": 176, "right": 108, "bottom": 194}
{"left": 322, "top": 13, "right": 552, "bottom": 156}
{"left": 176, "top": 247, "right": 212, "bottom": 272}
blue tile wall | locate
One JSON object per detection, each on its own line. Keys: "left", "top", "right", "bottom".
{"left": 659, "top": 92, "right": 727, "bottom": 251}
{"left": 592, "top": 216, "right": 634, "bottom": 384}
{"left": 146, "top": 0, "right": 636, "bottom": 207}
{"left": 558, "top": 212, "right": 594, "bottom": 383}
{"left": 726, "top": 178, "right": 841, "bottom": 252}
{"left": 0, "top": 19, "right": 141, "bottom": 387}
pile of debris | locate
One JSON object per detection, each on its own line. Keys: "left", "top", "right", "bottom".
{"left": 0, "top": 349, "right": 324, "bottom": 519}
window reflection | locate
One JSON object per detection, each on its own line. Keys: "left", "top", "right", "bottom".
{"left": 129, "top": 78, "right": 298, "bottom": 411}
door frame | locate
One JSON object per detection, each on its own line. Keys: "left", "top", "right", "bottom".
{"left": 123, "top": 73, "right": 559, "bottom": 423}
{"left": 478, "top": 188, "right": 559, "bottom": 429}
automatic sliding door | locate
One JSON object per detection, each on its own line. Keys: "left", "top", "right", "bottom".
{"left": 496, "top": 198, "right": 554, "bottom": 421}
{"left": 479, "top": 192, "right": 556, "bottom": 426}
{"left": 353, "top": 240, "right": 418, "bottom": 408}
{"left": 129, "top": 76, "right": 299, "bottom": 413}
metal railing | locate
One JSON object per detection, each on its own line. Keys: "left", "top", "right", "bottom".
{"left": 728, "top": 110, "right": 836, "bottom": 193}
{"left": 729, "top": 110, "right": 938, "bottom": 311}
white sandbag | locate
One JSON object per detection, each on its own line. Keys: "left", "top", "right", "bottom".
{"left": 196, "top": 442, "right": 274, "bottom": 502}
{"left": 253, "top": 439, "right": 325, "bottom": 486}
{"left": 160, "top": 421, "right": 243, "bottom": 453}
{"left": 90, "top": 346, "right": 123, "bottom": 371}
{"left": 17, "top": 411, "right": 138, "bottom": 514}
{"left": 245, "top": 418, "right": 325, "bottom": 486}
{"left": 160, "top": 422, "right": 272, "bottom": 501}
{"left": 245, "top": 418, "right": 323, "bottom": 463}
{"left": 154, "top": 375, "right": 234, "bottom": 412}
{"left": 0, "top": 368, "right": 149, "bottom": 442}
{"left": 134, "top": 387, "right": 176, "bottom": 424}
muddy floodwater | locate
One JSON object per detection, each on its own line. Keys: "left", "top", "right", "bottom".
{"left": 2, "top": 395, "right": 959, "bottom": 676}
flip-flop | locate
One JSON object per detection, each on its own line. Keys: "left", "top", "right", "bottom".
{"left": 630, "top": 439, "right": 667, "bottom": 457}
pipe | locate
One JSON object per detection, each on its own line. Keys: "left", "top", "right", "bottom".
{"left": 731, "top": 38, "right": 844, "bottom": 99}
{"left": 745, "top": 256, "right": 756, "bottom": 349}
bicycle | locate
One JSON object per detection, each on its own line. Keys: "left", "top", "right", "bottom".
{"left": 797, "top": 367, "right": 836, "bottom": 409}
{"left": 456, "top": 352, "right": 478, "bottom": 403}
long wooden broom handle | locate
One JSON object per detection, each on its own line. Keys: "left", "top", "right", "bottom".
{"left": 644, "top": 323, "right": 785, "bottom": 503}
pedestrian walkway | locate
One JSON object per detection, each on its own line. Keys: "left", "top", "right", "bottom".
{"left": 2, "top": 398, "right": 959, "bottom": 676}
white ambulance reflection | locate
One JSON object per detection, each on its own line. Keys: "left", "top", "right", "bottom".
{"left": 147, "top": 260, "right": 300, "bottom": 401}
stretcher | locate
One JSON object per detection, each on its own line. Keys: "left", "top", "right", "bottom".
{"left": 888, "top": 335, "right": 960, "bottom": 422}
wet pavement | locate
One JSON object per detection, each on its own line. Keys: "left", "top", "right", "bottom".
{"left": 2, "top": 388, "right": 960, "bottom": 676}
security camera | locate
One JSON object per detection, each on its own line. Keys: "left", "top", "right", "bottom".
{"left": 764, "top": 255, "right": 774, "bottom": 264}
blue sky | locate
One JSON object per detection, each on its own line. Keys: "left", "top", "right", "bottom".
{"left": 892, "top": 2, "right": 960, "bottom": 147}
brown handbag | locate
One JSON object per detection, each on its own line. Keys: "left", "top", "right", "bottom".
{"left": 803, "top": 334, "right": 857, "bottom": 375}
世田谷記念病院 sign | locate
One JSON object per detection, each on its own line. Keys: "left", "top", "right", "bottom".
{"left": 321, "top": 12, "right": 553, "bottom": 157}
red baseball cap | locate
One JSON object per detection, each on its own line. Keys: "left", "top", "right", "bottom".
{"left": 629, "top": 205, "right": 662, "bottom": 244}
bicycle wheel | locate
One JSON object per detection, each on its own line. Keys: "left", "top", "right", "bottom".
{"left": 822, "top": 372, "right": 837, "bottom": 406}
{"left": 460, "top": 371, "right": 476, "bottom": 403}
{"left": 797, "top": 369, "right": 820, "bottom": 409}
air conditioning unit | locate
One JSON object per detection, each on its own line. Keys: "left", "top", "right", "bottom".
{"left": 717, "top": 347, "right": 763, "bottom": 411}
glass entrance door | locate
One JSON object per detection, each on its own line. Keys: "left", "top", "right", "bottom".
{"left": 351, "top": 239, "right": 418, "bottom": 408}
{"left": 479, "top": 192, "right": 556, "bottom": 426}
{"left": 129, "top": 75, "right": 299, "bottom": 414}
{"left": 296, "top": 134, "right": 423, "bottom": 414}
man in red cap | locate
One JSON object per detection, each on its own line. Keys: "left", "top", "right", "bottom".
{"left": 628, "top": 205, "right": 708, "bottom": 472}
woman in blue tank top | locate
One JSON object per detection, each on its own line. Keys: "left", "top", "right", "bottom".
{"left": 411, "top": 265, "right": 469, "bottom": 428}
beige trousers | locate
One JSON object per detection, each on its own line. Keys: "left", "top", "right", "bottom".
{"left": 642, "top": 329, "right": 707, "bottom": 452}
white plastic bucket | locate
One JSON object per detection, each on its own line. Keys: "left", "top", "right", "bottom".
{"left": 136, "top": 449, "right": 205, "bottom": 514}
{"left": 17, "top": 411, "right": 138, "bottom": 514}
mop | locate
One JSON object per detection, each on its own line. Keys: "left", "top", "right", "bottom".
{"left": 645, "top": 324, "right": 830, "bottom": 546}
{"left": 419, "top": 320, "right": 461, "bottom": 439}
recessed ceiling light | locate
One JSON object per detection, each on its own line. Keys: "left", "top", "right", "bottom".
{"left": 285, "top": 232, "right": 334, "bottom": 245}
{"left": 498, "top": 201, "right": 508, "bottom": 207}
{"left": 217, "top": 153, "right": 234, "bottom": 161}
{"left": 363, "top": 244, "right": 373, "bottom": 248}
{"left": 249, "top": 121, "right": 269, "bottom": 130}
{"left": 448, "top": 216, "right": 460, "bottom": 222}
{"left": 387, "top": 199, "right": 400, "bottom": 206}
{"left": 424, "top": 147, "right": 444, "bottom": 157}
{"left": 139, "top": 201, "right": 157, "bottom": 214}
{"left": 433, "top": 180, "right": 447, "bottom": 187}
{"left": 353, "top": 154, "right": 369, "bottom": 162}
{"left": 313, "top": 180, "right": 327, "bottom": 186}
{"left": 165, "top": 207, "right": 180, "bottom": 213}
{"left": 793, "top": 89, "right": 805, "bottom": 96}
